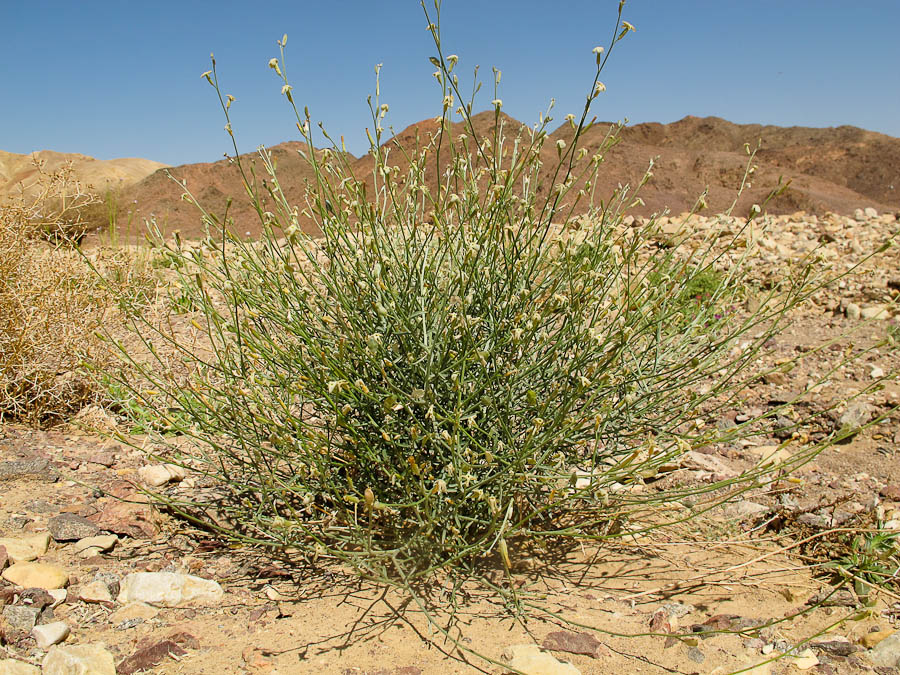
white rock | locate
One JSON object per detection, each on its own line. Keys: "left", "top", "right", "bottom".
{"left": 1, "top": 562, "right": 68, "bottom": 589}
{"left": 845, "top": 302, "right": 861, "bottom": 320}
{"left": 31, "top": 621, "right": 70, "bottom": 649}
{"left": 871, "top": 365, "right": 886, "bottom": 379}
{"left": 78, "top": 580, "right": 113, "bottom": 604}
{"left": 117, "top": 572, "right": 224, "bottom": 607}
{"left": 42, "top": 644, "right": 116, "bottom": 675}
{"left": 138, "top": 464, "right": 186, "bottom": 487}
{"left": 72, "top": 535, "right": 117, "bottom": 555}
{"left": 791, "top": 648, "right": 819, "bottom": 670}
{"left": 0, "top": 533, "right": 50, "bottom": 563}
{"left": 501, "top": 644, "right": 581, "bottom": 675}
{"left": 865, "top": 207, "right": 878, "bottom": 218}
{"left": 47, "top": 589, "right": 68, "bottom": 608}
{"left": 870, "top": 630, "right": 900, "bottom": 667}
{"left": 861, "top": 305, "right": 890, "bottom": 320}
{"left": 0, "top": 660, "right": 41, "bottom": 675}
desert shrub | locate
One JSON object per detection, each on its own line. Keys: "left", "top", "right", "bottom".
{"left": 105, "top": 2, "right": 863, "bottom": 588}
{"left": 0, "top": 162, "right": 158, "bottom": 424}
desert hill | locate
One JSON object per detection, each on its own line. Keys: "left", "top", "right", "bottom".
{"left": 0, "top": 149, "right": 167, "bottom": 199}
{"left": 83, "top": 115, "right": 899, "bottom": 241}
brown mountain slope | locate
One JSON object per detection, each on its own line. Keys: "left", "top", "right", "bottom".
{"left": 91, "top": 141, "right": 354, "bottom": 241}
{"left": 0, "top": 149, "right": 166, "bottom": 199}
{"left": 88, "top": 115, "right": 899, "bottom": 241}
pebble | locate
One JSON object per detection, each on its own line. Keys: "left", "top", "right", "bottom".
{"left": 791, "top": 648, "right": 819, "bottom": 670}
{"left": 117, "top": 572, "right": 224, "bottom": 607}
{"left": 31, "top": 621, "right": 70, "bottom": 648}
{"left": 138, "top": 464, "right": 186, "bottom": 487}
{"left": 0, "top": 533, "right": 50, "bottom": 563}
{"left": 0, "top": 660, "right": 41, "bottom": 675}
{"left": 72, "top": 534, "right": 118, "bottom": 558}
{"left": 837, "top": 402, "right": 872, "bottom": 435}
{"left": 47, "top": 514, "right": 100, "bottom": 542}
{"left": 2, "top": 562, "right": 69, "bottom": 589}
{"left": 869, "top": 630, "right": 900, "bottom": 667}
{"left": 42, "top": 644, "right": 116, "bottom": 675}
{"left": 78, "top": 580, "right": 114, "bottom": 604}
{"left": 845, "top": 302, "right": 861, "bottom": 320}
{"left": 47, "top": 589, "right": 68, "bottom": 608}
{"left": 501, "top": 644, "right": 581, "bottom": 674}
{"left": 0, "top": 458, "right": 54, "bottom": 481}
{"left": 2, "top": 605, "right": 40, "bottom": 632}
{"left": 860, "top": 305, "right": 890, "bottom": 320}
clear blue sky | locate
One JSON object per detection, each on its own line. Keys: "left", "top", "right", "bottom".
{"left": 3, "top": 1, "right": 898, "bottom": 166}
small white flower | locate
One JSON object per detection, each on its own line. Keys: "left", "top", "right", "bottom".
{"left": 491, "top": 98, "right": 502, "bottom": 108}
{"left": 595, "top": 82, "right": 607, "bottom": 94}
{"left": 592, "top": 46, "right": 604, "bottom": 55}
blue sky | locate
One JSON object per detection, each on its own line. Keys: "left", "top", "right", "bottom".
{"left": 2, "top": 1, "right": 898, "bottom": 166}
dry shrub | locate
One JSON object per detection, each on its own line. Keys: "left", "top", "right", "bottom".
{"left": 0, "top": 161, "right": 154, "bottom": 424}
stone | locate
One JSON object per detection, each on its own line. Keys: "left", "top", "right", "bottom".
{"left": 2, "top": 605, "right": 40, "bottom": 632}
{"left": 88, "top": 500, "right": 158, "bottom": 539}
{"left": 0, "top": 545, "right": 7, "bottom": 571}
{"left": 0, "top": 661, "right": 40, "bottom": 675}
{"left": 837, "top": 402, "right": 872, "bottom": 436}
{"left": 116, "top": 640, "right": 187, "bottom": 675}
{"left": 72, "top": 535, "right": 117, "bottom": 557}
{"left": 541, "top": 630, "right": 610, "bottom": 658}
{"left": 138, "top": 464, "right": 186, "bottom": 487}
{"left": 845, "top": 303, "right": 861, "bottom": 320}
{"left": 31, "top": 621, "right": 70, "bottom": 648}
{"left": 869, "top": 630, "right": 900, "bottom": 667}
{"left": 0, "top": 533, "right": 50, "bottom": 563}
{"left": 865, "top": 207, "right": 878, "bottom": 218}
{"left": 501, "top": 644, "right": 581, "bottom": 674}
{"left": 861, "top": 305, "right": 890, "bottom": 320}
{"left": 2, "top": 562, "right": 68, "bottom": 589}
{"left": 78, "top": 580, "right": 113, "bottom": 604}
{"left": 47, "top": 589, "right": 68, "bottom": 608}
{"left": 42, "top": 644, "right": 116, "bottom": 675}
{"left": 862, "top": 629, "right": 894, "bottom": 649}
{"left": 791, "top": 648, "right": 819, "bottom": 669}
{"left": 0, "top": 458, "right": 54, "bottom": 481}
{"left": 117, "top": 572, "right": 224, "bottom": 607}
{"left": 47, "top": 514, "right": 100, "bottom": 542}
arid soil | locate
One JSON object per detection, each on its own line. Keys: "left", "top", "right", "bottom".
{"left": 77, "top": 114, "right": 900, "bottom": 244}
{"left": 1, "top": 208, "right": 899, "bottom": 674}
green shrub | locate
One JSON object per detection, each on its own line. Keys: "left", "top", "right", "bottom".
{"left": 105, "top": 2, "right": 849, "bottom": 587}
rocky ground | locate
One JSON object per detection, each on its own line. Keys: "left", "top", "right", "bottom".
{"left": 1, "top": 208, "right": 900, "bottom": 674}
